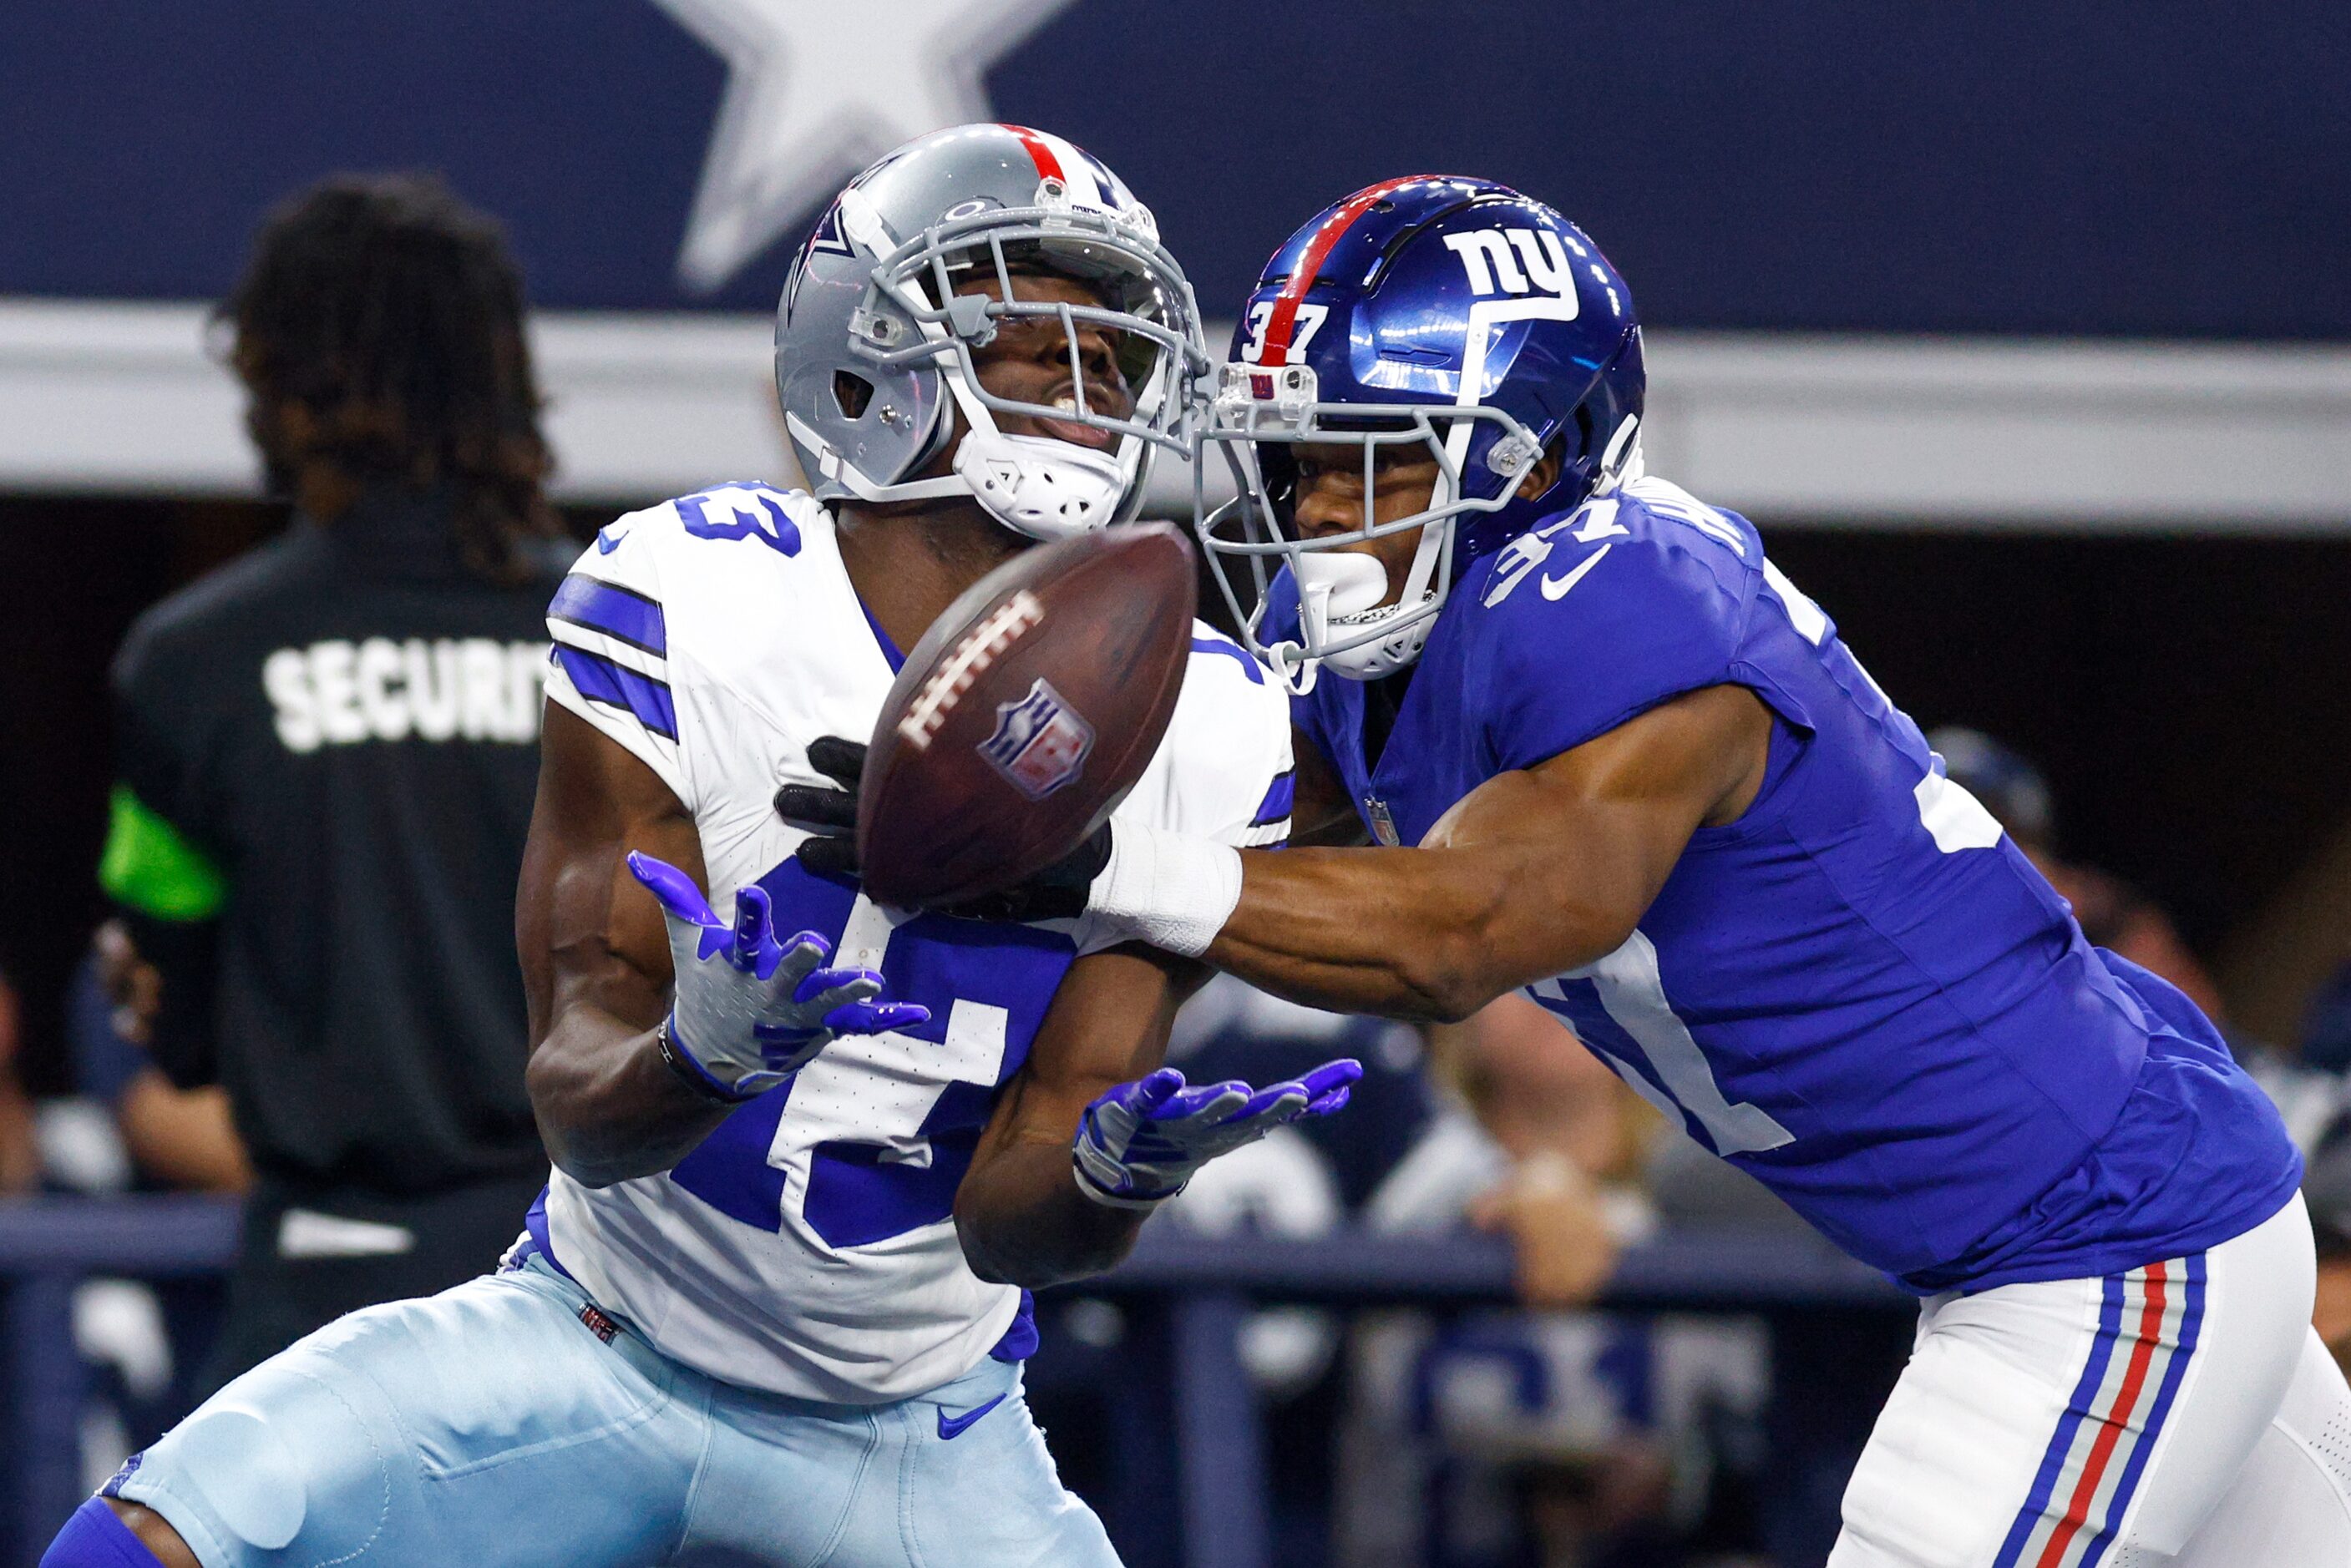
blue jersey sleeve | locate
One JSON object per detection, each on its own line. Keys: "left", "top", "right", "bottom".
{"left": 1466, "top": 490, "right": 1763, "bottom": 773}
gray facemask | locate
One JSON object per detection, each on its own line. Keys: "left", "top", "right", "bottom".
{"left": 777, "top": 125, "right": 1209, "bottom": 542}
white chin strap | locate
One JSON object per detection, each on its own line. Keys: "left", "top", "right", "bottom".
{"left": 1592, "top": 413, "right": 1644, "bottom": 497}
{"left": 789, "top": 412, "right": 1131, "bottom": 541}
{"left": 951, "top": 427, "right": 1127, "bottom": 539}
{"left": 1295, "top": 516, "right": 1452, "bottom": 684}
{"left": 1307, "top": 415, "right": 1477, "bottom": 682}
{"left": 811, "top": 184, "right": 1147, "bottom": 543}
{"left": 810, "top": 372, "right": 1142, "bottom": 543}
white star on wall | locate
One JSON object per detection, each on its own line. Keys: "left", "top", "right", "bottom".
{"left": 651, "top": 0, "right": 1081, "bottom": 294}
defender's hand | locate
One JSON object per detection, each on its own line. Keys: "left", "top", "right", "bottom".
{"left": 1072, "top": 1060, "right": 1363, "bottom": 1208}
{"left": 626, "top": 852, "right": 929, "bottom": 1100}
{"left": 773, "top": 736, "right": 865, "bottom": 875}
{"left": 782, "top": 736, "right": 1107, "bottom": 922}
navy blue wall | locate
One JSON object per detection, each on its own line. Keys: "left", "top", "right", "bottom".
{"left": 4, "top": 1, "right": 2346, "bottom": 336}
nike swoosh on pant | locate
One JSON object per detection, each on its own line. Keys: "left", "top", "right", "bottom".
{"left": 936, "top": 1393, "right": 1007, "bottom": 1440}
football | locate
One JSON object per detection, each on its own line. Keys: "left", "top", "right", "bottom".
{"left": 856, "top": 522, "right": 1197, "bottom": 909}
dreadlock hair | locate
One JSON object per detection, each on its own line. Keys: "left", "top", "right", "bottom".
{"left": 220, "top": 174, "right": 561, "bottom": 583}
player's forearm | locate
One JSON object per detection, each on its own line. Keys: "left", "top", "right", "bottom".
{"left": 1204, "top": 844, "right": 1625, "bottom": 1024}
{"left": 526, "top": 1004, "right": 732, "bottom": 1188}
{"left": 956, "top": 1130, "right": 1148, "bottom": 1288}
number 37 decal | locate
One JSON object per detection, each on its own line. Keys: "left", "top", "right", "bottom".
{"left": 1239, "top": 300, "right": 1330, "bottom": 365}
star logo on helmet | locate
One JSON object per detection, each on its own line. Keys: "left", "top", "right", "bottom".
{"left": 651, "top": 0, "right": 1081, "bottom": 294}
{"left": 805, "top": 202, "right": 851, "bottom": 260}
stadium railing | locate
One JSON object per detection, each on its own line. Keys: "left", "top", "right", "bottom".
{"left": 0, "top": 1196, "right": 1909, "bottom": 1568}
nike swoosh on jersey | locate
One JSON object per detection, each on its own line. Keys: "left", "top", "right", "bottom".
{"left": 1541, "top": 541, "right": 1614, "bottom": 600}
{"left": 595, "top": 524, "right": 629, "bottom": 554}
{"left": 937, "top": 1392, "right": 1007, "bottom": 1440}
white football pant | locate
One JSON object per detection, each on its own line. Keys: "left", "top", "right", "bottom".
{"left": 1832, "top": 1191, "right": 2351, "bottom": 1568}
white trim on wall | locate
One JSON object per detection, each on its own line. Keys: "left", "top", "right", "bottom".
{"left": 3, "top": 299, "right": 2347, "bottom": 531}
{"left": 1640, "top": 332, "right": 2351, "bottom": 531}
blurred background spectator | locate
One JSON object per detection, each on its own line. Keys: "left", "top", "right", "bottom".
{"left": 79, "top": 933, "right": 250, "bottom": 1197}
{"left": 89, "top": 175, "right": 565, "bottom": 1394}
{"left": 0, "top": 969, "right": 38, "bottom": 1196}
{"left": 33, "top": 957, "right": 250, "bottom": 1491}
{"left": 1335, "top": 996, "right": 1778, "bottom": 1568}
{"left": 2302, "top": 957, "right": 2351, "bottom": 1075}
{"left": 1929, "top": 726, "right": 2226, "bottom": 1021}
{"left": 2306, "top": 1118, "right": 2351, "bottom": 1373}
{"left": 1104, "top": 981, "right": 1793, "bottom": 1565}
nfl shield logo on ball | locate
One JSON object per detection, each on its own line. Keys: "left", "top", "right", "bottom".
{"left": 980, "top": 678, "right": 1096, "bottom": 800}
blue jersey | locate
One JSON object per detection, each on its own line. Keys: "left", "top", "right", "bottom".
{"left": 1288, "top": 475, "right": 2298, "bottom": 1292}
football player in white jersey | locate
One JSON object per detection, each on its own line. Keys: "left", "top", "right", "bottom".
{"left": 58, "top": 126, "right": 1354, "bottom": 1568}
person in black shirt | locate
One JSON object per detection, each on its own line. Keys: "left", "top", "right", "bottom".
{"left": 96, "top": 175, "right": 566, "bottom": 1391}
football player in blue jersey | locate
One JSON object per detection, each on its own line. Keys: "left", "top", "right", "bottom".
{"left": 51, "top": 128, "right": 1355, "bottom": 1568}
{"left": 933, "top": 177, "right": 2351, "bottom": 1565}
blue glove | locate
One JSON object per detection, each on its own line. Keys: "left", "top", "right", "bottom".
{"left": 628, "top": 852, "right": 930, "bottom": 1100}
{"left": 1072, "top": 1059, "right": 1363, "bottom": 1208}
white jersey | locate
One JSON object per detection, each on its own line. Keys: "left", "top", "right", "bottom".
{"left": 535, "top": 483, "right": 1293, "bottom": 1403}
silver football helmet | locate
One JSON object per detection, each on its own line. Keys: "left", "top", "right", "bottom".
{"left": 778, "top": 124, "right": 1208, "bottom": 541}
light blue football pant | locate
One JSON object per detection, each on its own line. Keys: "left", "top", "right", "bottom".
{"left": 108, "top": 1255, "right": 1119, "bottom": 1567}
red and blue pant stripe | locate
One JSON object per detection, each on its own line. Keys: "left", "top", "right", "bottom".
{"left": 1993, "top": 1254, "right": 2208, "bottom": 1568}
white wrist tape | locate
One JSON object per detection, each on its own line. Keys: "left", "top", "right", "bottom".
{"left": 1085, "top": 822, "right": 1244, "bottom": 959}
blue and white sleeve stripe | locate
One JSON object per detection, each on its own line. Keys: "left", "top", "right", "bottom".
{"left": 547, "top": 573, "right": 675, "bottom": 737}
{"left": 544, "top": 569, "right": 690, "bottom": 796}
{"left": 550, "top": 645, "right": 677, "bottom": 740}
{"left": 550, "top": 573, "right": 667, "bottom": 656}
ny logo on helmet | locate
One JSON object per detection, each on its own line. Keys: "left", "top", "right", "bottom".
{"left": 1442, "top": 228, "right": 1584, "bottom": 301}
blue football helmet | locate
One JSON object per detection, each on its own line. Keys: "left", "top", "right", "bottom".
{"left": 1194, "top": 176, "right": 1644, "bottom": 689}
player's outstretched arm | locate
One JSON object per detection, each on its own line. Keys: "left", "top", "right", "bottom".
{"left": 519, "top": 707, "right": 925, "bottom": 1186}
{"left": 955, "top": 945, "right": 1198, "bottom": 1287}
{"left": 954, "top": 945, "right": 1358, "bottom": 1289}
{"left": 1101, "top": 685, "right": 1776, "bottom": 1023}
{"left": 519, "top": 705, "right": 921, "bottom": 1185}
{"left": 519, "top": 706, "right": 737, "bottom": 1186}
